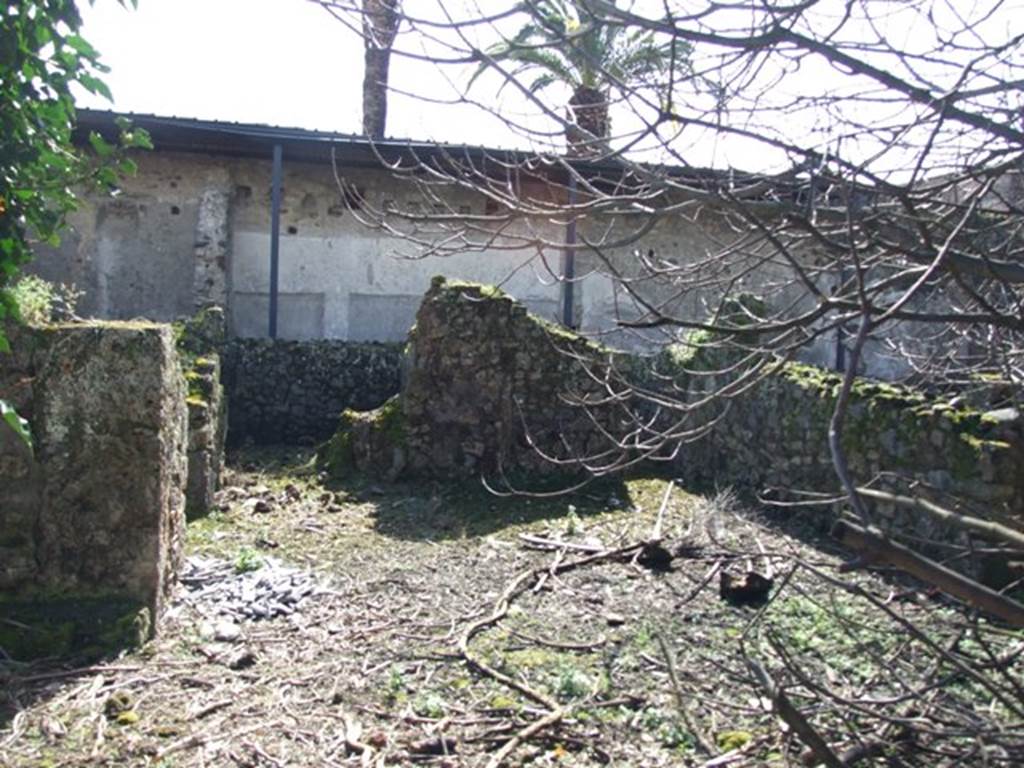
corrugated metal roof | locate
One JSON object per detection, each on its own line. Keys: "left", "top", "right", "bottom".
{"left": 73, "top": 108, "right": 595, "bottom": 171}
{"left": 73, "top": 109, "right": 856, "bottom": 206}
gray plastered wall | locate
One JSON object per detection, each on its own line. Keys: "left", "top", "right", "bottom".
{"left": 28, "top": 143, "right": 937, "bottom": 380}
{"left": 32, "top": 149, "right": 611, "bottom": 343}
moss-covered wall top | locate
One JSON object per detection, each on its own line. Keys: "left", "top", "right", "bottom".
{"left": 676, "top": 361, "right": 1023, "bottom": 536}
{"left": 321, "top": 280, "right": 1022, "bottom": 552}
{"left": 325, "top": 276, "right": 641, "bottom": 479}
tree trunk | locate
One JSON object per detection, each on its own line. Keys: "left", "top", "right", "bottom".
{"left": 566, "top": 86, "right": 609, "bottom": 157}
{"left": 362, "top": 0, "right": 400, "bottom": 139}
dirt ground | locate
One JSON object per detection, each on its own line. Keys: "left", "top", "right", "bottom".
{"left": 2, "top": 448, "right": 1022, "bottom": 767}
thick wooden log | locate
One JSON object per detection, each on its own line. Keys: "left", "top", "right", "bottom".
{"left": 832, "top": 520, "right": 1024, "bottom": 628}
{"left": 856, "top": 486, "right": 1024, "bottom": 551}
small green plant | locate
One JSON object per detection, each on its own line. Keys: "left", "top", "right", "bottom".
{"left": 640, "top": 707, "right": 665, "bottom": 729}
{"left": 385, "top": 665, "right": 406, "bottom": 701}
{"left": 717, "top": 730, "right": 753, "bottom": 751}
{"left": 633, "top": 622, "right": 654, "bottom": 650}
{"left": 233, "top": 547, "right": 263, "bottom": 574}
{"left": 659, "top": 718, "right": 695, "bottom": 751}
{"left": 414, "top": 692, "right": 446, "bottom": 718}
{"left": 6, "top": 275, "right": 81, "bottom": 326}
{"left": 554, "top": 663, "right": 590, "bottom": 700}
{"left": 8, "top": 275, "right": 55, "bottom": 325}
{"left": 564, "top": 504, "right": 582, "bottom": 535}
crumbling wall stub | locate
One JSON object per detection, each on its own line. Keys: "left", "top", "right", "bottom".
{"left": 185, "top": 354, "right": 226, "bottom": 519}
{"left": 320, "top": 281, "right": 1023, "bottom": 584}
{"left": 176, "top": 307, "right": 228, "bottom": 518}
{"left": 0, "top": 322, "right": 188, "bottom": 658}
{"left": 34, "top": 324, "right": 188, "bottom": 619}
{"left": 321, "top": 276, "right": 635, "bottom": 479}
{"left": 673, "top": 363, "right": 1024, "bottom": 578}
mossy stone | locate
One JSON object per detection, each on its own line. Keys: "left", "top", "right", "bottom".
{"left": 0, "top": 596, "right": 150, "bottom": 661}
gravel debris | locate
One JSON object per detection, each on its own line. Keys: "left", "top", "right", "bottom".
{"left": 178, "top": 555, "right": 322, "bottom": 621}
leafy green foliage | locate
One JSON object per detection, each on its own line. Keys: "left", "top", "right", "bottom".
{"left": 1, "top": 400, "right": 32, "bottom": 449}
{"left": 0, "top": 0, "right": 149, "bottom": 445}
{"left": 553, "top": 662, "right": 591, "bottom": 700}
{"left": 7, "top": 275, "right": 56, "bottom": 327}
{"left": 233, "top": 547, "right": 263, "bottom": 574}
{"left": 469, "top": 0, "right": 686, "bottom": 101}
{"left": 7, "top": 274, "right": 80, "bottom": 326}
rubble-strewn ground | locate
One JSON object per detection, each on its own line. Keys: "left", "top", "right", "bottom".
{"left": 2, "top": 448, "right": 1022, "bottom": 767}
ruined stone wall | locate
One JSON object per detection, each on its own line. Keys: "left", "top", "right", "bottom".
{"left": 321, "top": 277, "right": 636, "bottom": 479}
{"left": 674, "top": 363, "right": 1024, "bottom": 548}
{"left": 320, "top": 281, "right": 1023, "bottom": 569}
{"left": 184, "top": 355, "right": 226, "bottom": 518}
{"left": 0, "top": 322, "right": 188, "bottom": 658}
{"left": 221, "top": 338, "right": 402, "bottom": 445}
{"left": 176, "top": 308, "right": 228, "bottom": 517}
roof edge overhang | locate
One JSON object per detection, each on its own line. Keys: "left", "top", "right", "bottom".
{"left": 72, "top": 109, "right": 638, "bottom": 177}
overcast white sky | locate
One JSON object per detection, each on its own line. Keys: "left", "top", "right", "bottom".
{"left": 76, "top": 0, "right": 1023, "bottom": 176}
{"left": 77, "top": 0, "right": 529, "bottom": 145}
{"left": 75, "top": 0, "right": 801, "bottom": 170}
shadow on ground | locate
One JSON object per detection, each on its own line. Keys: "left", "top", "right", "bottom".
{"left": 0, "top": 648, "right": 126, "bottom": 731}
{"left": 364, "top": 474, "right": 636, "bottom": 542}
{"left": 228, "top": 443, "right": 639, "bottom": 542}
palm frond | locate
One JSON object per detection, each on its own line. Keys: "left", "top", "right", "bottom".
{"left": 468, "top": 0, "right": 691, "bottom": 111}
{"left": 503, "top": 48, "right": 579, "bottom": 88}
{"left": 527, "top": 72, "right": 560, "bottom": 94}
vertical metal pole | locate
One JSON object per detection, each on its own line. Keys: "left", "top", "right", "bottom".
{"left": 269, "top": 143, "right": 283, "bottom": 339}
{"left": 562, "top": 173, "right": 577, "bottom": 328}
{"left": 835, "top": 264, "right": 847, "bottom": 372}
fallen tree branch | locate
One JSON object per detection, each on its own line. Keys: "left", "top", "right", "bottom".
{"left": 747, "top": 660, "right": 845, "bottom": 768}
{"left": 509, "top": 629, "right": 606, "bottom": 651}
{"left": 855, "top": 486, "right": 1024, "bottom": 551}
{"left": 832, "top": 520, "right": 1024, "bottom": 628}
{"left": 652, "top": 479, "right": 674, "bottom": 541}
{"left": 656, "top": 633, "right": 716, "bottom": 756}
{"left": 518, "top": 533, "right": 604, "bottom": 553}
{"left": 485, "top": 708, "right": 564, "bottom": 768}
{"left": 458, "top": 541, "right": 647, "bottom": 766}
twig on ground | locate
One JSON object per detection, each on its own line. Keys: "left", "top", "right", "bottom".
{"left": 652, "top": 480, "right": 674, "bottom": 541}
{"left": 509, "top": 629, "right": 606, "bottom": 651}
{"left": 457, "top": 541, "right": 649, "bottom": 764}
{"left": 656, "top": 633, "right": 716, "bottom": 756}
{"left": 747, "top": 660, "right": 845, "bottom": 768}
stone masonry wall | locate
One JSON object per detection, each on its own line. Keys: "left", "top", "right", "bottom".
{"left": 221, "top": 338, "right": 403, "bottom": 445}
{"left": 185, "top": 354, "right": 226, "bottom": 519}
{"left": 176, "top": 307, "right": 228, "bottom": 518}
{"left": 321, "top": 277, "right": 638, "bottom": 479}
{"left": 320, "top": 281, "right": 1023, "bottom": 570}
{"left": 0, "top": 322, "right": 188, "bottom": 657}
{"left": 675, "top": 364, "right": 1024, "bottom": 545}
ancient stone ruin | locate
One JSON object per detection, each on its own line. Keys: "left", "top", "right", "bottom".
{"left": 2, "top": 276, "right": 1022, "bottom": 660}
{"left": 0, "top": 322, "right": 188, "bottom": 658}
{"left": 0, "top": 303, "right": 235, "bottom": 659}
{"left": 319, "top": 276, "right": 641, "bottom": 480}
{"left": 175, "top": 307, "right": 228, "bottom": 519}
{"left": 320, "top": 277, "right": 1023, "bottom": 581}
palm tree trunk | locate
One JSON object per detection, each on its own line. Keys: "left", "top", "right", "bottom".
{"left": 362, "top": 0, "right": 400, "bottom": 139}
{"left": 567, "top": 86, "right": 609, "bottom": 156}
